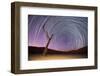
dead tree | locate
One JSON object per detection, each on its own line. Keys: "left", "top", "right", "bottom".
{"left": 42, "top": 20, "right": 54, "bottom": 56}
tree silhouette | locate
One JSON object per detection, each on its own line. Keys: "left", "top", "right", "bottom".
{"left": 42, "top": 18, "right": 54, "bottom": 56}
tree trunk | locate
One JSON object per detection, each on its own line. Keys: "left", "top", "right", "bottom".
{"left": 42, "top": 34, "right": 53, "bottom": 56}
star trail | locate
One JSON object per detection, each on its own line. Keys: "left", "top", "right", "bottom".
{"left": 28, "top": 15, "right": 88, "bottom": 52}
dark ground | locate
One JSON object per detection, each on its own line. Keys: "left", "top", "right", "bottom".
{"left": 28, "top": 46, "right": 88, "bottom": 60}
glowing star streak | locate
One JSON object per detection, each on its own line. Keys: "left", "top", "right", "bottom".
{"left": 28, "top": 15, "right": 88, "bottom": 52}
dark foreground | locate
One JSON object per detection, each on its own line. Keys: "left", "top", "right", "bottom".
{"left": 28, "top": 46, "right": 88, "bottom": 60}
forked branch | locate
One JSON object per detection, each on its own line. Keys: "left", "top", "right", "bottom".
{"left": 42, "top": 20, "right": 54, "bottom": 56}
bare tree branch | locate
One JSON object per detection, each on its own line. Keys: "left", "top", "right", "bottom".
{"left": 43, "top": 25, "right": 50, "bottom": 39}
{"left": 42, "top": 18, "right": 54, "bottom": 56}
{"left": 42, "top": 34, "right": 54, "bottom": 56}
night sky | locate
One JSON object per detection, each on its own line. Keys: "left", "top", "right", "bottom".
{"left": 28, "top": 15, "right": 88, "bottom": 52}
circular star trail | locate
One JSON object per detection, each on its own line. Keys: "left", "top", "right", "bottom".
{"left": 28, "top": 15, "right": 88, "bottom": 52}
